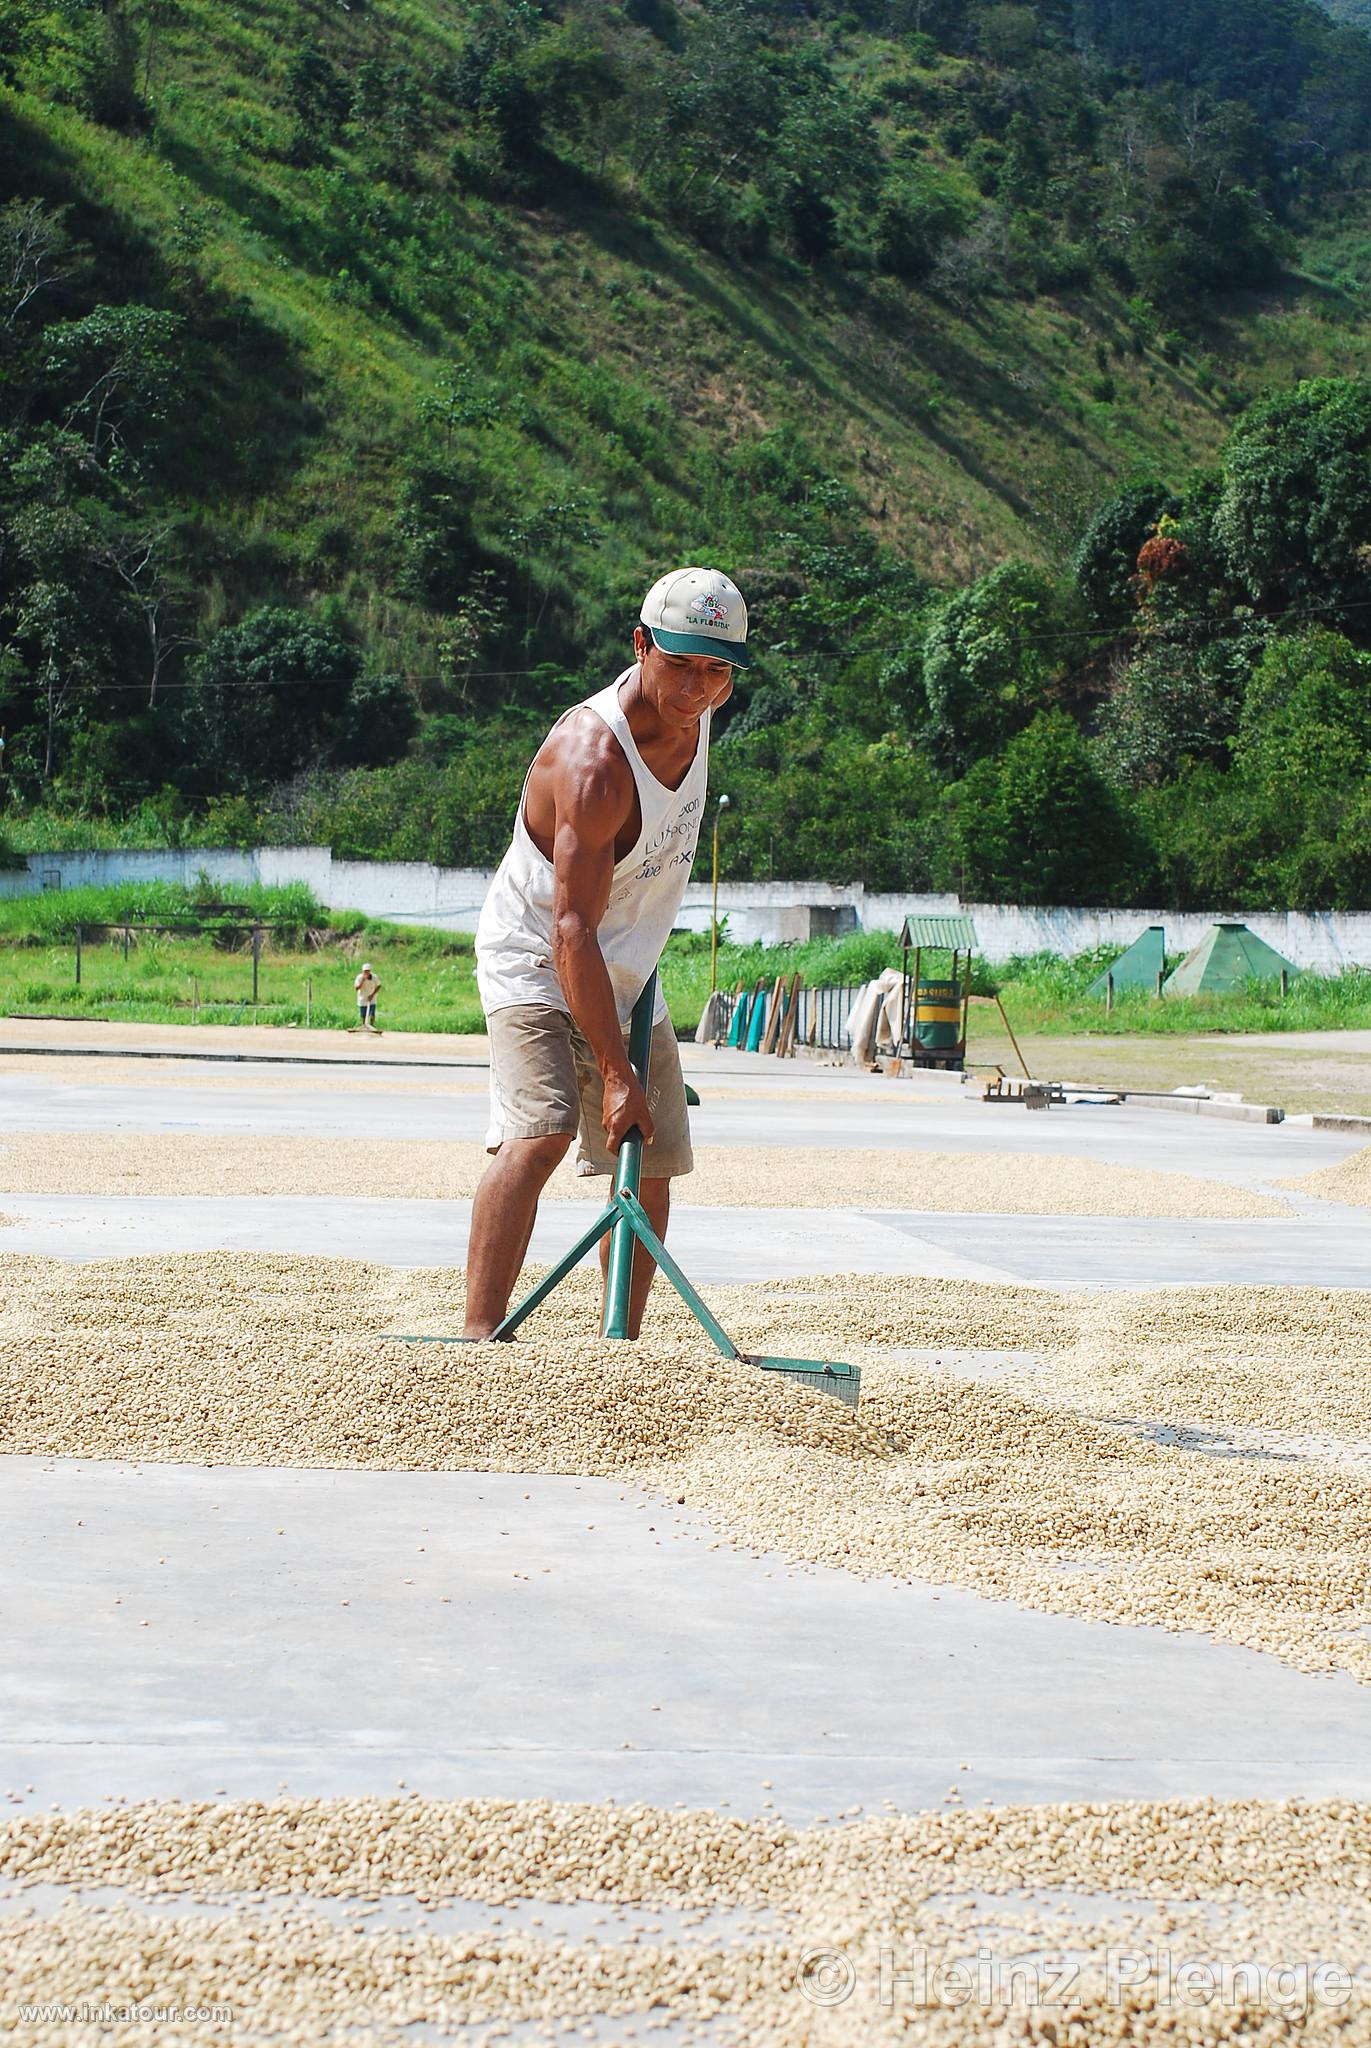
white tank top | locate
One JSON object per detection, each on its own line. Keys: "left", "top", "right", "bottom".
{"left": 476, "top": 665, "right": 710, "bottom": 1028}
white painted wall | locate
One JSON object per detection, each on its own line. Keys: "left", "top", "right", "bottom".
{"left": 2, "top": 846, "right": 333, "bottom": 896}
{"left": 4, "top": 846, "right": 1371, "bottom": 969}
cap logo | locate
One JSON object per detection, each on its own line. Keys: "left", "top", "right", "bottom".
{"left": 687, "top": 593, "right": 729, "bottom": 627}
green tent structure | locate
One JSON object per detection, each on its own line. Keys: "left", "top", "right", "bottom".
{"left": 1163, "top": 922, "right": 1299, "bottom": 998}
{"left": 1086, "top": 925, "right": 1165, "bottom": 999}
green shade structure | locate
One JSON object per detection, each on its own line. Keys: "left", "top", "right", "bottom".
{"left": 1086, "top": 926, "right": 1165, "bottom": 999}
{"left": 896, "top": 915, "right": 978, "bottom": 1073}
{"left": 1163, "top": 922, "right": 1299, "bottom": 998}
{"left": 897, "top": 914, "right": 979, "bottom": 949}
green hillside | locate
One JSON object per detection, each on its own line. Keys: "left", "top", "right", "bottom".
{"left": 5, "top": 0, "right": 1371, "bottom": 904}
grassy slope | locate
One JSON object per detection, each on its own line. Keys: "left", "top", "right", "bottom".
{"left": 10, "top": 0, "right": 1371, "bottom": 648}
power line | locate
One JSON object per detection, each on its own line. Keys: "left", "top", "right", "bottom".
{"left": 5, "top": 668, "right": 555, "bottom": 694}
{"left": 12, "top": 592, "right": 1371, "bottom": 695}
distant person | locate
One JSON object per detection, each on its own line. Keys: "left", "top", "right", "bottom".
{"left": 464, "top": 566, "right": 749, "bottom": 1341}
{"left": 354, "top": 963, "right": 380, "bottom": 1031}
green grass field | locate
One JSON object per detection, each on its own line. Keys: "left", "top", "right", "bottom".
{"left": 0, "top": 885, "right": 485, "bottom": 1032}
{"left": 0, "top": 931, "right": 483, "bottom": 1034}
{"left": 2, "top": 888, "right": 1368, "bottom": 1040}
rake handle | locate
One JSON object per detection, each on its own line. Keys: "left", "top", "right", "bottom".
{"left": 603, "top": 977, "right": 657, "bottom": 1338}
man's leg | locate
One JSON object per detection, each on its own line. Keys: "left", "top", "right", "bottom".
{"left": 466, "top": 1007, "right": 582, "bottom": 1337}
{"left": 598, "top": 1175, "right": 670, "bottom": 1339}
{"left": 463, "top": 1133, "right": 572, "bottom": 1338}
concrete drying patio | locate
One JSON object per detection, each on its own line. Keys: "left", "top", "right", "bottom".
{"left": 0, "top": 1032, "right": 1360, "bottom": 2048}
{"left": 4, "top": 1458, "right": 1370, "bottom": 1821}
{"left": 1, "top": 1037, "right": 1367, "bottom": 1825}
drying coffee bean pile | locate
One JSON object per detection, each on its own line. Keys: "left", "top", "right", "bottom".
{"left": 2, "top": 1794, "right": 1367, "bottom": 2044}
{"left": 1, "top": 1255, "right": 1367, "bottom": 1682}
{"left": 1284, "top": 1140, "right": 1371, "bottom": 1210}
{"left": 0, "top": 1131, "right": 1288, "bottom": 1218}
{"left": 0, "top": 1056, "right": 490, "bottom": 1093}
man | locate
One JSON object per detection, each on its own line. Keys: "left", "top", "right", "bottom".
{"left": 464, "top": 566, "right": 750, "bottom": 1341}
{"left": 354, "top": 962, "right": 381, "bottom": 1031}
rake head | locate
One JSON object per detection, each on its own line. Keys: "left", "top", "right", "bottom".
{"left": 750, "top": 1355, "right": 861, "bottom": 1408}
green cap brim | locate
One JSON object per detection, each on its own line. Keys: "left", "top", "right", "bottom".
{"left": 647, "top": 624, "right": 751, "bottom": 668}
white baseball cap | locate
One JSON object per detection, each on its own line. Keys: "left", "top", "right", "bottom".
{"left": 640, "top": 566, "right": 751, "bottom": 668}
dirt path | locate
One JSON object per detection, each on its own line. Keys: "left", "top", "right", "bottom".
{"left": 970, "top": 1027, "right": 1371, "bottom": 1117}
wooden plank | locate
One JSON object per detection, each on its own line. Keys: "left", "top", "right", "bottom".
{"left": 777, "top": 972, "right": 803, "bottom": 1056}
{"left": 759, "top": 973, "right": 787, "bottom": 1054}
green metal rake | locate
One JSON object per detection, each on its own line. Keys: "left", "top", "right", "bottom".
{"left": 393, "top": 970, "right": 860, "bottom": 1409}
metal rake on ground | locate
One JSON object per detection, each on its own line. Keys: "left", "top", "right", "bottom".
{"left": 389, "top": 968, "right": 860, "bottom": 1408}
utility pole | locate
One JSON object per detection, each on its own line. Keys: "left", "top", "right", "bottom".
{"left": 709, "top": 793, "right": 731, "bottom": 995}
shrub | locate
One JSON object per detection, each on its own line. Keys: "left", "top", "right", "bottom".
{"left": 946, "top": 711, "right": 1153, "bottom": 905}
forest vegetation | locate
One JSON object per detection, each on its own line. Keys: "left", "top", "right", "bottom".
{"left": 5, "top": 0, "right": 1371, "bottom": 905}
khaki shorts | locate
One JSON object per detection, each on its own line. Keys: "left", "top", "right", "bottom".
{"left": 485, "top": 1004, "right": 694, "bottom": 1179}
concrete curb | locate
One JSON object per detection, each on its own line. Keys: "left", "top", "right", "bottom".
{"left": 1046, "top": 1082, "right": 1286, "bottom": 1125}
{"left": 1123, "top": 1094, "right": 1285, "bottom": 1125}
{"left": 1311, "top": 1113, "right": 1371, "bottom": 1134}
{"left": 0, "top": 1041, "right": 487, "bottom": 1072}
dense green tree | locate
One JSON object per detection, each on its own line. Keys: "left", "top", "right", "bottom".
{"left": 711, "top": 718, "right": 944, "bottom": 888}
{"left": 638, "top": 3, "right": 782, "bottom": 232}
{"left": 1213, "top": 378, "right": 1371, "bottom": 615}
{"left": 1136, "top": 760, "right": 1249, "bottom": 907}
{"left": 334, "top": 673, "right": 420, "bottom": 769}
{"left": 873, "top": 167, "right": 971, "bottom": 280}
{"left": 1072, "top": 479, "right": 1176, "bottom": 628}
{"left": 51, "top": 711, "right": 177, "bottom": 817}
{"left": 1229, "top": 629, "right": 1371, "bottom": 905}
{"left": 946, "top": 710, "right": 1152, "bottom": 904}
{"left": 1095, "top": 631, "right": 1260, "bottom": 787}
{"left": 1, "top": 432, "right": 120, "bottom": 784}
{"left": 41, "top": 304, "right": 184, "bottom": 465}
{"left": 438, "top": 12, "right": 623, "bottom": 190}
{"left": 1070, "top": 0, "right": 1371, "bottom": 158}
{"left": 259, "top": 715, "right": 543, "bottom": 865}
{"left": 922, "top": 562, "right": 1075, "bottom": 772}
{"left": 767, "top": 66, "right": 877, "bottom": 262}
{"left": 177, "top": 607, "right": 365, "bottom": 791}
{"left": 1141, "top": 630, "right": 1371, "bottom": 907}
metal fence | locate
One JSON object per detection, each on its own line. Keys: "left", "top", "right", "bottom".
{"left": 70, "top": 919, "right": 302, "bottom": 1005}
{"left": 710, "top": 982, "right": 861, "bottom": 1052}
{"left": 795, "top": 983, "right": 861, "bottom": 1051}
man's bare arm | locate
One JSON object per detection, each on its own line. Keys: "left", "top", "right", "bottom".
{"left": 548, "top": 720, "right": 655, "bottom": 1152}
